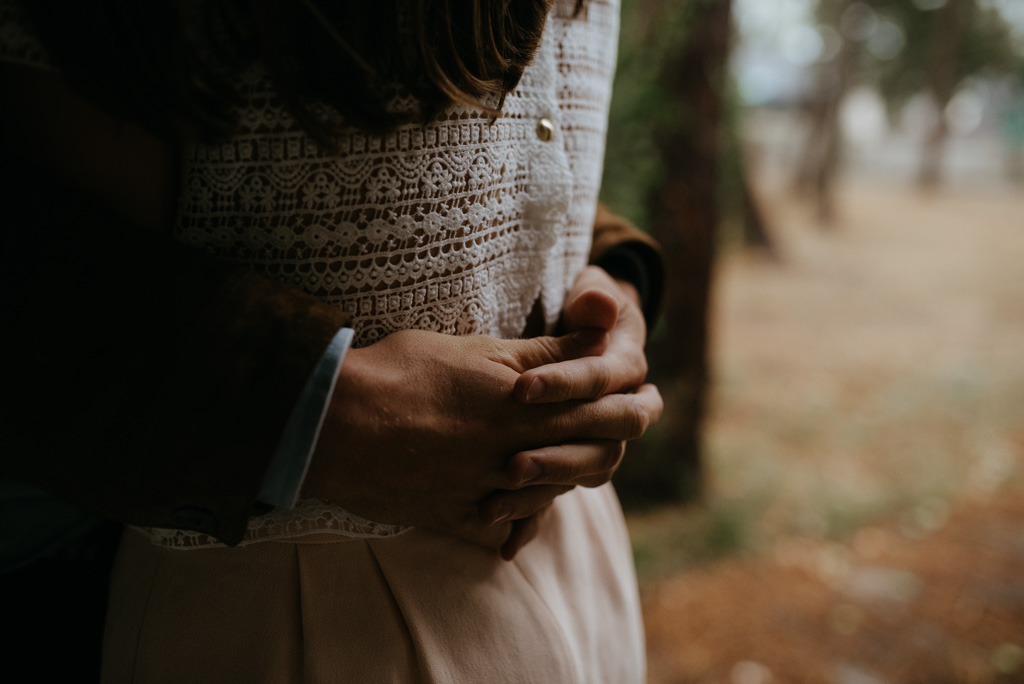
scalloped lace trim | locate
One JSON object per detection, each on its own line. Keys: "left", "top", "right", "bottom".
{"left": 144, "top": 500, "right": 410, "bottom": 548}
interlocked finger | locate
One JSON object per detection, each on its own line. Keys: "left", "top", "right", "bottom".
{"left": 477, "top": 484, "right": 573, "bottom": 526}
{"left": 562, "top": 284, "right": 619, "bottom": 332}
{"left": 528, "top": 383, "right": 663, "bottom": 445}
{"left": 515, "top": 353, "right": 645, "bottom": 404}
{"left": 505, "top": 440, "right": 627, "bottom": 489}
{"left": 500, "top": 506, "right": 553, "bottom": 561}
{"left": 500, "top": 329, "right": 609, "bottom": 374}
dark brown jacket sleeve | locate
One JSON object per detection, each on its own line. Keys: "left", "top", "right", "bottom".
{"left": 589, "top": 204, "right": 664, "bottom": 328}
{"left": 1, "top": 164, "right": 350, "bottom": 546}
{"left": 0, "top": 56, "right": 353, "bottom": 545}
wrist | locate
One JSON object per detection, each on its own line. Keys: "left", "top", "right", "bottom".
{"left": 300, "top": 344, "right": 377, "bottom": 504}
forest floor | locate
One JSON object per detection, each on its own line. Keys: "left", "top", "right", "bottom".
{"left": 627, "top": 174, "right": 1024, "bottom": 683}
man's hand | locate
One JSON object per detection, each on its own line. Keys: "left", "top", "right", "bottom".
{"left": 506, "top": 265, "right": 653, "bottom": 486}
{"left": 488, "top": 265, "right": 658, "bottom": 559}
{"left": 515, "top": 265, "right": 649, "bottom": 405}
{"left": 302, "top": 328, "right": 662, "bottom": 551}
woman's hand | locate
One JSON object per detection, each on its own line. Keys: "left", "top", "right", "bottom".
{"left": 302, "top": 328, "right": 662, "bottom": 550}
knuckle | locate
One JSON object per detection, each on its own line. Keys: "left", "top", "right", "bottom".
{"left": 571, "top": 363, "right": 593, "bottom": 392}
{"left": 548, "top": 358, "right": 617, "bottom": 401}
{"left": 594, "top": 362, "right": 614, "bottom": 397}
{"left": 602, "top": 441, "right": 626, "bottom": 472}
{"left": 540, "top": 445, "right": 584, "bottom": 484}
{"left": 559, "top": 449, "right": 582, "bottom": 481}
{"left": 563, "top": 364, "right": 592, "bottom": 399}
{"left": 647, "top": 386, "right": 665, "bottom": 423}
{"left": 545, "top": 367, "right": 573, "bottom": 400}
{"left": 632, "top": 355, "right": 649, "bottom": 385}
{"left": 491, "top": 345, "right": 520, "bottom": 369}
{"left": 535, "top": 336, "right": 561, "bottom": 362}
{"left": 509, "top": 453, "right": 543, "bottom": 489}
{"left": 624, "top": 400, "right": 650, "bottom": 440}
{"left": 586, "top": 444, "right": 623, "bottom": 487}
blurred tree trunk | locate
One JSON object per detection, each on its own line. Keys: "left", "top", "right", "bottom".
{"left": 739, "top": 166, "right": 774, "bottom": 254}
{"left": 918, "top": 0, "right": 974, "bottom": 188}
{"left": 723, "top": 102, "right": 776, "bottom": 254}
{"left": 793, "top": 0, "right": 861, "bottom": 225}
{"left": 617, "top": 0, "right": 732, "bottom": 504}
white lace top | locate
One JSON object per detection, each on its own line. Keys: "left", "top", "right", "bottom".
{"left": 1, "top": 0, "right": 621, "bottom": 547}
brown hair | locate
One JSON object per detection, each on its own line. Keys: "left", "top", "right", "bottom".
{"left": 23, "top": 0, "right": 583, "bottom": 143}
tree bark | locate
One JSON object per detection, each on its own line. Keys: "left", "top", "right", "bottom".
{"left": 615, "top": 0, "right": 732, "bottom": 505}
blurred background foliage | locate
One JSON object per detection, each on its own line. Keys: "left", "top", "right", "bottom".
{"left": 602, "top": 0, "right": 702, "bottom": 227}
{"left": 603, "top": 3, "right": 1024, "bottom": 679}
{"left": 602, "top": 0, "right": 1024, "bottom": 508}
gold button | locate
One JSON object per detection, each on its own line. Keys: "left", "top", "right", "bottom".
{"left": 536, "top": 118, "right": 555, "bottom": 142}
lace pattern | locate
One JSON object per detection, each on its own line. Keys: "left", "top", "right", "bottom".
{"left": 166, "top": 0, "right": 619, "bottom": 549}
{"left": 174, "top": 0, "right": 617, "bottom": 346}
{"left": 1, "top": 0, "right": 621, "bottom": 548}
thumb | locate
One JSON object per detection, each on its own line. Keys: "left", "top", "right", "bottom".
{"left": 502, "top": 329, "right": 609, "bottom": 373}
{"left": 563, "top": 288, "right": 619, "bottom": 332}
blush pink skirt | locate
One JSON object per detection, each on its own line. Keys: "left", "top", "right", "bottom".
{"left": 102, "top": 484, "right": 644, "bottom": 683}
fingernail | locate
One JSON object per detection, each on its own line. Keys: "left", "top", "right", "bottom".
{"left": 488, "top": 505, "right": 512, "bottom": 525}
{"left": 572, "top": 328, "right": 606, "bottom": 347}
{"left": 519, "top": 459, "right": 542, "bottom": 485}
{"left": 526, "top": 378, "right": 545, "bottom": 402}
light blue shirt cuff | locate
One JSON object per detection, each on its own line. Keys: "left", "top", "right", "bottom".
{"left": 258, "top": 326, "right": 354, "bottom": 509}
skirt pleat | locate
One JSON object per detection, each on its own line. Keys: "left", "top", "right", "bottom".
{"left": 103, "top": 484, "right": 644, "bottom": 684}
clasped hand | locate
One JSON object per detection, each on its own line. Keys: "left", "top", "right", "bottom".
{"left": 304, "top": 266, "right": 662, "bottom": 558}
